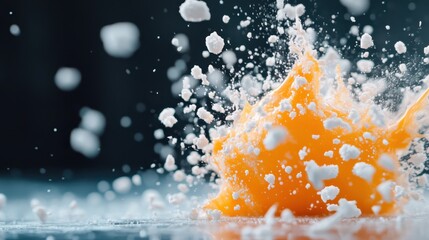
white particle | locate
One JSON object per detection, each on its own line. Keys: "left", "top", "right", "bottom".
{"left": 360, "top": 33, "right": 373, "bottom": 49}
{"left": 352, "top": 162, "right": 375, "bottom": 182}
{"left": 377, "top": 181, "right": 394, "bottom": 202}
{"left": 112, "top": 176, "right": 132, "bottom": 194}
{"left": 263, "top": 126, "right": 287, "bottom": 150}
{"left": 268, "top": 35, "right": 279, "bottom": 43}
{"left": 394, "top": 41, "right": 407, "bottom": 54}
{"left": 54, "top": 67, "right": 81, "bottom": 91}
{"left": 158, "top": 108, "right": 178, "bottom": 128}
{"left": 339, "top": 144, "right": 361, "bottom": 161}
{"left": 205, "top": 31, "right": 225, "bottom": 55}
{"left": 196, "top": 107, "right": 214, "bottom": 124}
{"left": 120, "top": 116, "right": 132, "bottom": 128}
{"left": 323, "top": 117, "right": 351, "bottom": 131}
{"left": 70, "top": 128, "right": 100, "bottom": 158}
{"left": 222, "top": 15, "right": 230, "bottom": 23}
{"left": 100, "top": 22, "right": 140, "bottom": 58}
{"left": 164, "top": 154, "right": 177, "bottom": 172}
{"left": 304, "top": 160, "right": 339, "bottom": 190}
{"left": 357, "top": 59, "right": 374, "bottom": 73}
{"left": 266, "top": 56, "right": 276, "bottom": 66}
{"left": 264, "top": 174, "right": 275, "bottom": 189}
{"left": 318, "top": 186, "right": 340, "bottom": 202}
{"left": 377, "top": 154, "right": 395, "bottom": 171}
{"left": 179, "top": 0, "right": 211, "bottom": 22}
{"left": 10, "top": 24, "right": 21, "bottom": 36}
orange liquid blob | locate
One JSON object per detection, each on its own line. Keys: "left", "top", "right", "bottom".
{"left": 205, "top": 52, "right": 428, "bottom": 217}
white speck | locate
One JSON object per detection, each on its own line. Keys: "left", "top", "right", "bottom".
{"left": 357, "top": 59, "right": 374, "bottom": 73}
{"left": 266, "top": 56, "right": 276, "bottom": 66}
{"left": 70, "top": 128, "right": 100, "bottom": 158}
{"left": 54, "top": 67, "right": 81, "bottom": 91}
{"left": 324, "top": 151, "right": 334, "bottom": 158}
{"left": 264, "top": 174, "right": 275, "bottom": 189}
{"left": 158, "top": 108, "right": 178, "bottom": 128}
{"left": 100, "top": 22, "right": 140, "bottom": 58}
{"left": 9, "top": 24, "right": 20, "bottom": 36}
{"left": 112, "top": 176, "right": 132, "bottom": 194}
{"left": 312, "top": 135, "right": 320, "bottom": 140}
{"left": 164, "top": 154, "right": 177, "bottom": 172}
{"left": 360, "top": 33, "right": 373, "bottom": 49}
{"left": 153, "top": 129, "right": 165, "bottom": 140}
{"left": 339, "top": 0, "right": 370, "bottom": 15}
{"left": 339, "top": 144, "right": 361, "bottom": 161}
{"left": 196, "top": 107, "right": 214, "bottom": 124}
{"left": 268, "top": 35, "right": 279, "bottom": 43}
{"left": 394, "top": 41, "right": 407, "bottom": 54}
{"left": 202, "top": 51, "right": 210, "bottom": 58}
{"left": 363, "top": 25, "right": 374, "bottom": 34}
{"left": 80, "top": 107, "right": 106, "bottom": 135}
{"left": 323, "top": 117, "right": 351, "bottom": 131}
{"left": 352, "top": 162, "right": 375, "bottom": 182}
{"left": 292, "top": 76, "right": 308, "bottom": 89}
{"left": 363, "top": 132, "right": 375, "bottom": 141}
{"left": 207, "top": 209, "right": 222, "bottom": 220}
{"left": 304, "top": 160, "right": 339, "bottom": 190}
{"left": 120, "top": 116, "right": 132, "bottom": 128}
{"left": 205, "top": 31, "right": 225, "bottom": 55}
{"left": 378, "top": 154, "right": 395, "bottom": 171}
{"left": 318, "top": 186, "right": 340, "bottom": 202}
{"left": 263, "top": 126, "right": 287, "bottom": 150}
{"left": 377, "top": 181, "right": 394, "bottom": 202}
{"left": 179, "top": 0, "right": 211, "bottom": 22}
{"left": 173, "top": 170, "right": 186, "bottom": 182}
{"left": 222, "top": 15, "right": 230, "bottom": 23}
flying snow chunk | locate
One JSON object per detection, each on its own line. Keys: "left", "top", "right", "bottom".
{"left": 394, "top": 41, "right": 407, "bottom": 54}
{"left": 171, "top": 33, "right": 189, "bottom": 52}
{"left": 357, "top": 59, "right": 374, "bottom": 73}
{"left": 80, "top": 107, "right": 106, "bottom": 135}
{"left": 318, "top": 186, "right": 340, "bottom": 203}
{"left": 70, "top": 128, "right": 100, "bottom": 158}
{"left": 158, "top": 108, "right": 178, "bottom": 128}
{"left": 112, "top": 176, "right": 132, "bottom": 194}
{"left": 339, "top": 0, "right": 370, "bottom": 15}
{"left": 339, "top": 144, "right": 361, "bottom": 161}
{"left": 179, "top": 0, "right": 211, "bottom": 22}
{"left": 352, "top": 162, "right": 375, "bottom": 182}
{"left": 304, "top": 160, "right": 339, "bottom": 190}
{"left": 263, "top": 126, "right": 287, "bottom": 150}
{"left": 360, "top": 33, "right": 374, "bottom": 49}
{"left": 54, "top": 67, "right": 81, "bottom": 91}
{"left": 205, "top": 31, "right": 225, "bottom": 55}
{"left": 100, "top": 22, "right": 140, "bottom": 58}
{"left": 10, "top": 24, "right": 20, "bottom": 36}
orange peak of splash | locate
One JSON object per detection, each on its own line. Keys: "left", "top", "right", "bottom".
{"left": 205, "top": 52, "right": 427, "bottom": 217}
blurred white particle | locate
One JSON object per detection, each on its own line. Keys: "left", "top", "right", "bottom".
{"left": 394, "top": 41, "right": 407, "bottom": 54}
{"left": 154, "top": 129, "right": 165, "bottom": 140}
{"left": 339, "top": 0, "right": 370, "bottom": 15}
{"left": 80, "top": 107, "right": 106, "bottom": 135}
{"left": 9, "top": 24, "right": 20, "bottom": 36}
{"left": 179, "top": 0, "right": 211, "bottom": 22}
{"left": 112, "top": 176, "right": 132, "bottom": 194}
{"left": 0, "top": 193, "right": 6, "bottom": 209}
{"left": 100, "top": 22, "right": 140, "bottom": 58}
{"left": 171, "top": 33, "right": 189, "bottom": 52}
{"left": 222, "top": 50, "right": 237, "bottom": 69}
{"left": 54, "top": 67, "right": 81, "bottom": 91}
{"left": 120, "top": 116, "right": 132, "bottom": 128}
{"left": 70, "top": 128, "right": 100, "bottom": 158}
{"left": 134, "top": 132, "right": 144, "bottom": 142}
{"left": 132, "top": 174, "right": 142, "bottom": 186}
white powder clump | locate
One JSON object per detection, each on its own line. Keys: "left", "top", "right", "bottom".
{"left": 112, "top": 176, "right": 132, "bottom": 194}
{"left": 222, "top": 50, "right": 237, "bottom": 68}
{"left": 80, "top": 107, "right": 106, "bottom": 134}
{"left": 318, "top": 186, "right": 340, "bottom": 202}
{"left": 279, "top": 99, "right": 292, "bottom": 112}
{"left": 339, "top": 144, "right": 361, "bottom": 161}
{"left": 352, "top": 162, "right": 375, "bottom": 182}
{"left": 394, "top": 41, "right": 407, "bottom": 54}
{"left": 70, "top": 128, "right": 100, "bottom": 158}
{"left": 310, "top": 198, "right": 361, "bottom": 232}
{"left": 268, "top": 35, "right": 279, "bottom": 43}
{"left": 100, "top": 22, "right": 140, "bottom": 58}
{"left": 378, "top": 154, "right": 395, "bottom": 171}
{"left": 360, "top": 33, "right": 374, "bottom": 49}
{"left": 339, "top": 0, "right": 370, "bottom": 15}
{"left": 323, "top": 117, "right": 351, "bottom": 131}
{"left": 164, "top": 154, "right": 177, "bottom": 172}
{"left": 54, "top": 67, "right": 81, "bottom": 91}
{"left": 205, "top": 32, "right": 225, "bottom": 55}
{"left": 264, "top": 174, "right": 275, "bottom": 190}
{"left": 158, "top": 108, "right": 178, "bottom": 128}
{"left": 266, "top": 56, "right": 276, "bottom": 67}
{"left": 324, "top": 151, "right": 334, "bottom": 158}
{"left": 263, "top": 126, "right": 287, "bottom": 150}
{"left": 222, "top": 15, "right": 230, "bottom": 24}
{"left": 357, "top": 59, "right": 374, "bottom": 73}
{"left": 171, "top": 34, "right": 190, "bottom": 52}
{"left": 196, "top": 107, "right": 214, "bottom": 124}
{"left": 10, "top": 24, "right": 20, "bottom": 36}
{"left": 179, "top": 0, "right": 211, "bottom": 22}
{"left": 292, "top": 76, "right": 308, "bottom": 89}
{"left": 304, "top": 160, "right": 339, "bottom": 190}
{"left": 240, "top": 19, "right": 251, "bottom": 28}
{"left": 377, "top": 181, "right": 395, "bottom": 202}
{"left": 298, "top": 146, "right": 308, "bottom": 160}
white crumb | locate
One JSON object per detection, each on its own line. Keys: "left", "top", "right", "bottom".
{"left": 205, "top": 31, "right": 225, "bottom": 55}
{"left": 352, "top": 162, "right": 375, "bottom": 182}
{"left": 304, "top": 160, "right": 339, "bottom": 190}
{"left": 100, "top": 22, "right": 140, "bottom": 58}
{"left": 318, "top": 186, "right": 340, "bottom": 202}
{"left": 263, "top": 126, "right": 287, "bottom": 150}
{"left": 339, "top": 144, "right": 361, "bottom": 161}
{"left": 179, "top": 0, "right": 211, "bottom": 22}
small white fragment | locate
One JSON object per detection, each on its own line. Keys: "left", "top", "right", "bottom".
{"left": 394, "top": 41, "right": 407, "bottom": 54}
{"left": 100, "top": 22, "right": 140, "bottom": 58}
{"left": 179, "top": 0, "right": 211, "bottom": 22}
{"left": 323, "top": 117, "right": 351, "bottom": 131}
{"left": 399, "top": 63, "right": 407, "bottom": 73}
{"left": 268, "top": 35, "right": 279, "bottom": 43}
{"left": 304, "top": 160, "right": 339, "bottom": 190}
{"left": 205, "top": 31, "right": 225, "bottom": 55}
{"left": 10, "top": 24, "right": 20, "bottom": 36}
{"left": 318, "top": 186, "right": 340, "bottom": 202}
{"left": 424, "top": 46, "right": 429, "bottom": 55}
{"left": 298, "top": 146, "right": 308, "bottom": 160}
{"left": 164, "top": 154, "right": 177, "bottom": 172}
{"left": 264, "top": 174, "right": 275, "bottom": 189}
{"left": 112, "top": 176, "right": 132, "bottom": 194}
{"left": 372, "top": 205, "right": 381, "bottom": 215}
{"left": 266, "top": 56, "right": 276, "bottom": 66}
{"left": 352, "top": 162, "right": 375, "bottom": 182}
{"left": 357, "top": 59, "right": 374, "bottom": 73}
{"left": 263, "top": 126, "right": 287, "bottom": 150}
{"left": 80, "top": 107, "right": 106, "bottom": 134}
{"left": 196, "top": 107, "right": 214, "bottom": 124}
{"left": 339, "top": 144, "right": 361, "bottom": 161}
{"left": 360, "top": 33, "right": 374, "bottom": 49}
{"left": 285, "top": 166, "right": 293, "bottom": 174}
{"left": 339, "top": 0, "right": 370, "bottom": 15}
{"left": 222, "top": 15, "right": 230, "bottom": 24}
{"left": 158, "top": 108, "right": 178, "bottom": 128}
{"left": 378, "top": 154, "right": 395, "bottom": 172}
{"left": 324, "top": 151, "right": 334, "bottom": 158}
{"left": 154, "top": 129, "right": 165, "bottom": 140}
{"left": 70, "top": 128, "right": 100, "bottom": 158}
{"left": 377, "top": 181, "right": 394, "bottom": 202}
{"left": 132, "top": 174, "right": 142, "bottom": 186}
{"left": 54, "top": 67, "right": 81, "bottom": 91}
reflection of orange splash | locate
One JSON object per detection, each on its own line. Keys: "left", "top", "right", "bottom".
{"left": 205, "top": 52, "right": 427, "bottom": 217}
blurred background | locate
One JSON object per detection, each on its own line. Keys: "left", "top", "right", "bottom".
{"left": 0, "top": 0, "right": 427, "bottom": 182}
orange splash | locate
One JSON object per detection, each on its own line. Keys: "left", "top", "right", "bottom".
{"left": 205, "top": 52, "right": 426, "bottom": 217}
